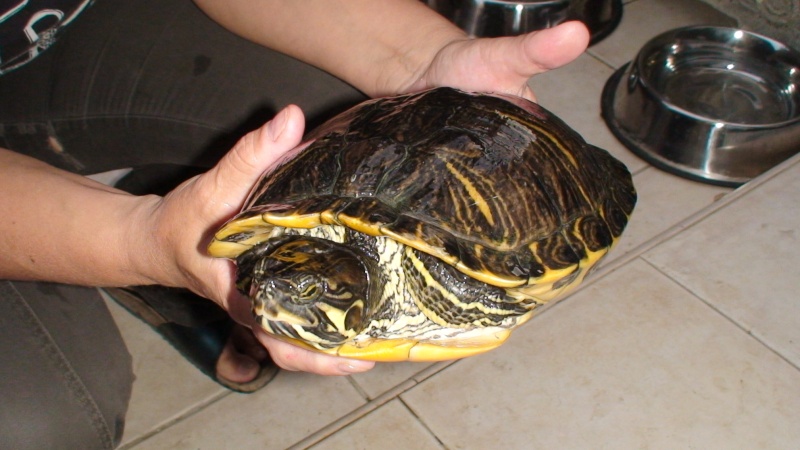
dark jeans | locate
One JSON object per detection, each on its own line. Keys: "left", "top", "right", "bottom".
{"left": 0, "top": 1, "right": 364, "bottom": 448}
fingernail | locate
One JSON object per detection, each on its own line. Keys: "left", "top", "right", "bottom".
{"left": 267, "top": 108, "right": 289, "bottom": 140}
{"left": 338, "top": 361, "right": 373, "bottom": 374}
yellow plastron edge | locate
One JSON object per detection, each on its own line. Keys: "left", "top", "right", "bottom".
{"left": 208, "top": 211, "right": 327, "bottom": 258}
{"left": 270, "top": 329, "right": 513, "bottom": 362}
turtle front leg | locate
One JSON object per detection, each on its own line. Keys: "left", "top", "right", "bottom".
{"left": 402, "top": 247, "right": 533, "bottom": 329}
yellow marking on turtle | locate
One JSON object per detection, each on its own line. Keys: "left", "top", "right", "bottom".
{"left": 405, "top": 247, "right": 522, "bottom": 326}
{"left": 208, "top": 215, "right": 278, "bottom": 258}
{"left": 376, "top": 227, "right": 525, "bottom": 289}
{"left": 254, "top": 320, "right": 512, "bottom": 362}
{"left": 207, "top": 240, "right": 256, "bottom": 259}
{"left": 317, "top": 300, "right": 363, "bottom": 334}
{"left": 254, "top": 304, "right": 313, "bottom": 328}
{"left": 211, "top": 215, "right": 272, "bottom": 240}
{"left": 261, "top": 211, "right": 324, "bottom": 229}
{"left": 504, "top": 112, "right": 598, "bottom": 209}
{"left": 454, "top": 260, "right": 525, "bottom": 288}
{"left": 338, "top": 332, "right": 510, "bottom": 362}
{"left": 443, "top": 160, "right": 495, "bottom": 227}
{"left": 274, "top": 250, "right": 311, "bottom": 264}
{"left": 513, "top": 237, "right": 614, "bottom": 302}
{"left": 336, "top": 213, "right": 385, "bottom": 237}
{"left": 502, "top": 112, "right": 578, "bottom": 168}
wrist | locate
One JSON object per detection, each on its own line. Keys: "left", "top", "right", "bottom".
{"left": 122, "top": 193, "right": 182, "bottom": 288}
{"left": 372, "top": 24, "right": 467, "bottom": 96}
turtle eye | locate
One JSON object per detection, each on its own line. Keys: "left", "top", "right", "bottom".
{"left": 295, "top": 275, "right": 323, "bottom": 301}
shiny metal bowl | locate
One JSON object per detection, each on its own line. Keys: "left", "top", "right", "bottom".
{"left": 423, "top": 0, "right": 622, "bottom": 43}
{"left": 423, "top": 0, "right": 570, "bottom": 37}
{"left": 602, "top": 26, "right": 800, "bottom": 186}
{"left": 566, "top": 0, "right": 622, "bottom": 46}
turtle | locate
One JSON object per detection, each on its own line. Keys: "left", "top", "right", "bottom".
{"left": 208, "top": 87, "right": 636, "bottom": 362}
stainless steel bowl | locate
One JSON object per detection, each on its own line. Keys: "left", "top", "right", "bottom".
{"left": 423, "top": 0, "right": 622, "bottom": 43}
{"left": 423, "top": 0, "right": 570, "bottom": 37}
{"left": 602, "top": 26, "right": 800, "bottom": 186}
{"left": 566, "top": 0, "right": 622, "bottom": 46}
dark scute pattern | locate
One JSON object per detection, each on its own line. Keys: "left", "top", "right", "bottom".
{"left": 338, "top": 197, "right": 388, "bottom": 222}
{"left": 333, "top": 137, "right": 407, "bottom": 197}
{"left": 602, "top": 197, "right": 630, "bottom": 238}
{"left": 536, "top": 232, "right": 582, "bottom": 270}
{"left": 247, "top": 141, "right": 344, "bottom": 205}
{"left": 577, "top": 215, "right": 613, "bottom": 252}
{"left": 458, "top": 242, "right": 539, "bottom": 280}
{"left": 237, "top": 87, "right": 637, "bottom": 280}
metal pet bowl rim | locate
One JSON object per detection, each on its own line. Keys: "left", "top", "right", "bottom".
{"left": 631, "top": 25, "right": 800, "bottom": 130}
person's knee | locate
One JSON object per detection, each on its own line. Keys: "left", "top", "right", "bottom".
{"left": 0, "top": 282, "right": 132, "bottom": 449}
{"left": 0, "top": 395, "right": 124, "bottom": 450}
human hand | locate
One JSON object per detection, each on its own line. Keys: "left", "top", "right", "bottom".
{"left": 140, "top": 105, "right": 374, "bottom": 376}
{"left": 406, "top": 21, "right": 590, "bottom": 102}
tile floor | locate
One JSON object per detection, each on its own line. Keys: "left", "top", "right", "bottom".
{"left": 103, "top": 1, "right": 800, "bottom": 448}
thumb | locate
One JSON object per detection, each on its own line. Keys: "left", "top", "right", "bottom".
{"left": 519, "top": 20, "right": 590, "bottom": 72}
{"left": 203, "top": 104, "right": 306, "bottom": 221}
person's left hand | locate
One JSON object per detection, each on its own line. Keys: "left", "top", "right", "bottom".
{"left": 137, "top": 105, "right": 375, "bottom": 376}
{"left": 405, "top": 21, "right": 590, "bottom": 102}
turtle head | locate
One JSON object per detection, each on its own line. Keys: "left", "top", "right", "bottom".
{"left": 237, "top": 235, "right": 377, "bottom": 349}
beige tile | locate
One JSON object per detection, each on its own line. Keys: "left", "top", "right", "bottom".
{"left": 310, "top": 400, "right": 443, "bottom": 450}
{"left": 609, "top": 167, "right": 731, "bottom": 260}
{"left": 590, "top": 0, "right": 737, "bottom": 68}
{"left": 133, "top": 371, "right": 366, "bottom": 449}
{"left": 348, "top": 361, "right": 433, "bottom": 399}
{"left": 401, "top": 260, "right": 800, "bottom": 449}
{"left": 645, "top": 157, "right": 800, "bottom": 366}
{"left": 528, "top": 53, "right": 646, "bottom": 173}
{"left": 103, "top": 295, "right": 224, "bottom": 448}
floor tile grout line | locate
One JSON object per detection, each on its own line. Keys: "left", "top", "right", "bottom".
{"left": 586, "top": 49, "right": 621, "bottom": 71}
{"left": 640, "top": 258, "right": 800, "bottom": 373}
{"left": 346, "top": 374, "right": 371, "bottom": 401}
{"left": 524, "top": 154, "right": 800, "bottom": 328}
{"left": 413, "top": 360, "right": 459, "bottom": 383}
{"left": 397, "top": 396, "right": 449, "bottom": 450}
{"left": 287, "top": 379, "right": 419, "bottom": 449}
{"left": 121, "top": 389, "right": 232, "bottom": 449}
{"left": 571, "top": 154, "right": 800, "bottom": 296}
{"left": 128, "top": 159, "right": 798, "bottom": 447}
{"left": 291, "top": 360, "right": 457, "bottom": 449}
{"left": 288, "top": 155, "right": 799, "bottom": 448}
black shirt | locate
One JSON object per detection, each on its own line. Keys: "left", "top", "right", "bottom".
{"left": 0, "top": 0, "right": 93, "bottom": 74}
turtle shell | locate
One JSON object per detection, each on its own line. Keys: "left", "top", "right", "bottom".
{"left": 208, "top": 87, "right": 636, "bottom": 360}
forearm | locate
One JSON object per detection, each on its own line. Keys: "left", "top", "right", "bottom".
{"left": 192, "top": 0, "right": 466, "bottom": 97}
{"left": 0, "top": 149, "right": 164, "bottom": 287}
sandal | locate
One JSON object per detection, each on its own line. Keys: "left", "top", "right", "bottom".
{"left": 103, "top": 286, "right": 278, "bottom": 393}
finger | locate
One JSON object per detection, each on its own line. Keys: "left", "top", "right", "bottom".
{"left": 413, "top": 21, "right": 589, "bottom": 100}
{"left": 201, "top": 105, "right": 306, "bottom": 220}
{"left": 475, "top": 21, "right": 589, "bottom": 90}
{"left": 516, "top": 21, "right": 590, "bottom": 73}
{"left": 175, "top": 106, "right": 305, "bottom": 304}
{"left": 253, "top": 327, "right": 376, "bottom": 376}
